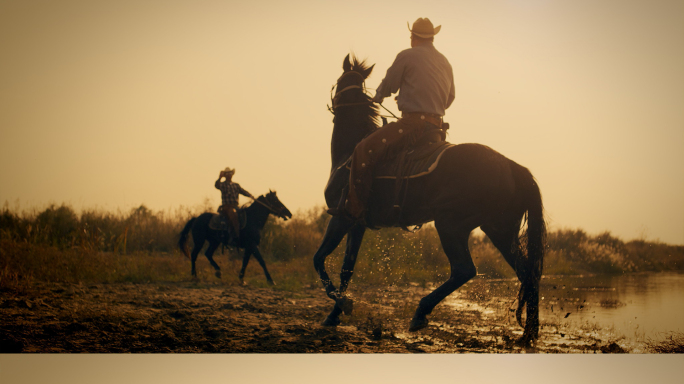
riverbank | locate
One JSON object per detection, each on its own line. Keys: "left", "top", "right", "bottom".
{"left": 1, "top": 279, "right": 651, "bottom": 353}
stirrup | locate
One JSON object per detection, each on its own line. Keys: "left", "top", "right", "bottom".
{"left": 326, "top": 207, "right": 345, "bottom": 216}
{"left": 327, "top": 207, "right": 357, "bottom": 221}
{"left": 327, "top": 185, "right": 349, "bottom": 217}
{"left": 327, "top": 208, "right": 365, "bottom": 226}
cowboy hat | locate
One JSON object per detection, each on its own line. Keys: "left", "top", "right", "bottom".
{"left": 407, "top": 18, "right": 441, "bottom": 38}
{"left": 222, "top": 167, "right": 235, "bottom": 175}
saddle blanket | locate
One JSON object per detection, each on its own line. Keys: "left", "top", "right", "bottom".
{"left": 208, "top": 210, "right": 247, "bottom": 231}
{"left": 373, "top": 141, "right": 455, "bottom": 179}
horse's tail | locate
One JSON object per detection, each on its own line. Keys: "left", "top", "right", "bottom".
{"left": 178, "top": 217, "right": 196, "bottom": 259}
{"left": 514, "top": 165, "right": 546, "bottom": 338}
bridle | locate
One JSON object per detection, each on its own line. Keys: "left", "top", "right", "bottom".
{"left": 328, "top": 71, "right": 372, "bottom": 113}
{"left": 327, "top": 70, "right": 399, "bottom": 119}
{"left": 251, "top": 195, "right": 288, "bottom": 219}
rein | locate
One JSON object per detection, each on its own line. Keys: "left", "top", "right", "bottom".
{"left": 336, "top": 84, "right": 362, "bottom": 94}
{"left": 328, "top": 71, "right": 371, "bottom": 113}
{"left": 250, "top": 197, "right": 283, "bottom": 217}
{"left": 377, "top": 102, "right": 399, "bottom": 119}
{"left": 329, "top": 84, "right": 369, "bottom": 111}
{"left": 327, "top": 70, "right": 399, "bottom": 120}
{"left": 328, "top": 86, "right": 399, "bottom": 120}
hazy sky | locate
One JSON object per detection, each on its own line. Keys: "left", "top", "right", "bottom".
{"left": 1, "top": 0, "right": 682, "bottom": 244}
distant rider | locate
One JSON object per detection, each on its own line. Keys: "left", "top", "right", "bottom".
{"left": 215, "top": 167, "right": 254, "bottom": 241}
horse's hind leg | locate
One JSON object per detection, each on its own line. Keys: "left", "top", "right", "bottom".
{"left": 482, "top": 220, "right": 540, "bottom": 342}
{"left": 190, "top": 241, "right": 204, "bottom": 278}
{"left": 204, "top": 241, "right": 222, "bottom": 278}
{"left": 480, "top": 221, "right": 525, "bottom": 281}
{"left": 410, "top": 218, "right": 477, "bottom": 332}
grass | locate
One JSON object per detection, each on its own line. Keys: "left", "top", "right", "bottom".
{"left": 2, "top": 203, "right": 683, "bottom": 355}
{"left": 0, "top": 239, "right": 188, "bottom": 290}
{"left": 2, "top": 202, "right": 684, "bottom": 293}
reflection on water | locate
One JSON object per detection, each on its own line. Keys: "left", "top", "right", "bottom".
{"left": 444, "top": 272, "right": 683, "bottom": 351}
{"left": 539, "top": 272, "right": 684, "bottom": 343}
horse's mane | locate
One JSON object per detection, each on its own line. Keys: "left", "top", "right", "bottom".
{"left": 240, "top": 193, "right": 266, "bottom": 209}
{"left": 331, "top": 54, "right": 381, "bottom": 164}
{"left": 344, "top": 54, "right": 380, "bottom": 130}
{"left": 241, "top": 190, "right": 278, "bottom": 210}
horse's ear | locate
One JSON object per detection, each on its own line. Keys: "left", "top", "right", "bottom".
{"left": 362, "top": 64, "right": 374, "bottom": 79}
{"left": 343, "top": 54, "right": 352, "bottom": 72}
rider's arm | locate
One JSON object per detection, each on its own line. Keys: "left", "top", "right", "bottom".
{"left": 239, "top": 187, "right": 254, "bottom": 199}
{"left": 446, "top": 66, "right": 455, "bottom": 109}
{"left": 374, "top": 50, "right": 408, "bottom": 102}
{"left": 215, "top": 172, "right": 224, "bottom": 190}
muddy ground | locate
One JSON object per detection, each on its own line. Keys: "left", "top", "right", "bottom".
{"left": 0, "top": 280, "right": 630, "bottom": 353}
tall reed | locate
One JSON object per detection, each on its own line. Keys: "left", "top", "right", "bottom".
{"left": 2, "top": 202, "right": 683, "bottom": 292}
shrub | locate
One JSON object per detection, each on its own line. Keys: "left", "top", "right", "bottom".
{"left": 2, "top": 201, "right": 683, "bottom": 290}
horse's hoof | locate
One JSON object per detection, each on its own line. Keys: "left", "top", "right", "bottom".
{"left": 337, "top": 296, "right": 353, "bottom": 315}
{"left": 215, "top": 271, "right": 222, "bottom": 278}
{"left": 267, "top": 279, "right": 276, "bottom": 286}
{"left": 408, "top": 316, "right": 429, "bottom": 332}
{"left": 240, "top": 280, "right": 247, "bottom": 286}
{"left": 321, "top": 316, "right": 341, "bottom": 327}
{"left": 518, "top": 332, "right": 538, "bottom": 347}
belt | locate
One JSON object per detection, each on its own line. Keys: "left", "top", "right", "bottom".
{"left": 401, "top": 112, "right": 443, "bottom": 128}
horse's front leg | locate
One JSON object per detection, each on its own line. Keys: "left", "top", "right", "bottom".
{"left": 238, "top": 247, "right": 250, "bottom": 285}
{"left": 247, "top": 245, "right": 274, "bottom": 285}
{"left": 318, "top": 221, "right": 366, "bottom": 326}
{"left": 205, "top": 241, "right": 222, "bottom": 278}
{"left": 335, "top": 223, "right": 366, "bottom": 314}
{"left": 313, "top": 216, "right": 354, "bottom": 325}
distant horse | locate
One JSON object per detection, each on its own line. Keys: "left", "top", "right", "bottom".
{"left": 179, "top": 191, "right": 292, "bottom": 284}
{"left": 313, "top": 54, "right": 546, "bottom": 344}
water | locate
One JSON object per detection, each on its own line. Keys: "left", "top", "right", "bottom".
{"left": 443, "top": 272, "right": 684, "bottom": 350}
{"left": 539, "top": 272, "right": 684, "bottom": 343}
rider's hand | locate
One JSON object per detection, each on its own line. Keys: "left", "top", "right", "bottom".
{"left": 372, "top": 94, "right": 384, "bottom": 104}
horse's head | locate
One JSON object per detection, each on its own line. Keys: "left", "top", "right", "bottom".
{"left": 332, "top": 54, "right": 375, "bottom": 111}
{"left": 263, "top": 190, "right": 292, "bottom": 221}
{"left": 329, "top": 54, "right": 380, "bottom": 166}
{"left": 340, "top": 53, "right": 374, "bottom": 86}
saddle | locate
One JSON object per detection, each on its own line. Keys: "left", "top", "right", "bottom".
{"left": 373, "top": 141, "right": 454, "bottom": 180}
{"left": 338, "top": 125, "right": 453, "bottom": 179}
{"left": 208, "top": 209, "right": 247, "bottom": 232}
{"left": 342, "top": 126, "right": 455, "bottom": 229}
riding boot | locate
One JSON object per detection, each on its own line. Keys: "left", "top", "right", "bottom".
{"left": 233, "top": 229, "right": 240, "bottom": 246}
{"left": 218, "top": 215, "right": 230, "bottom": 244}
{"left": 327, "top": 185, "right": 350, "bottom": 217}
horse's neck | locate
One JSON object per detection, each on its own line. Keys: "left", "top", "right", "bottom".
{"left": 330, "top": 112, "right": 376, "bottom": 167}
{"left": 247, "top": 203, "right": 270, "bottom": 229}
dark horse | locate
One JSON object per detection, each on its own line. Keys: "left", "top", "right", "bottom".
{"left": 179, "top": 191, "right": 292, "bottom": 284}
{"left": 313, "top": 55, "right": 546, "bottom": 343}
